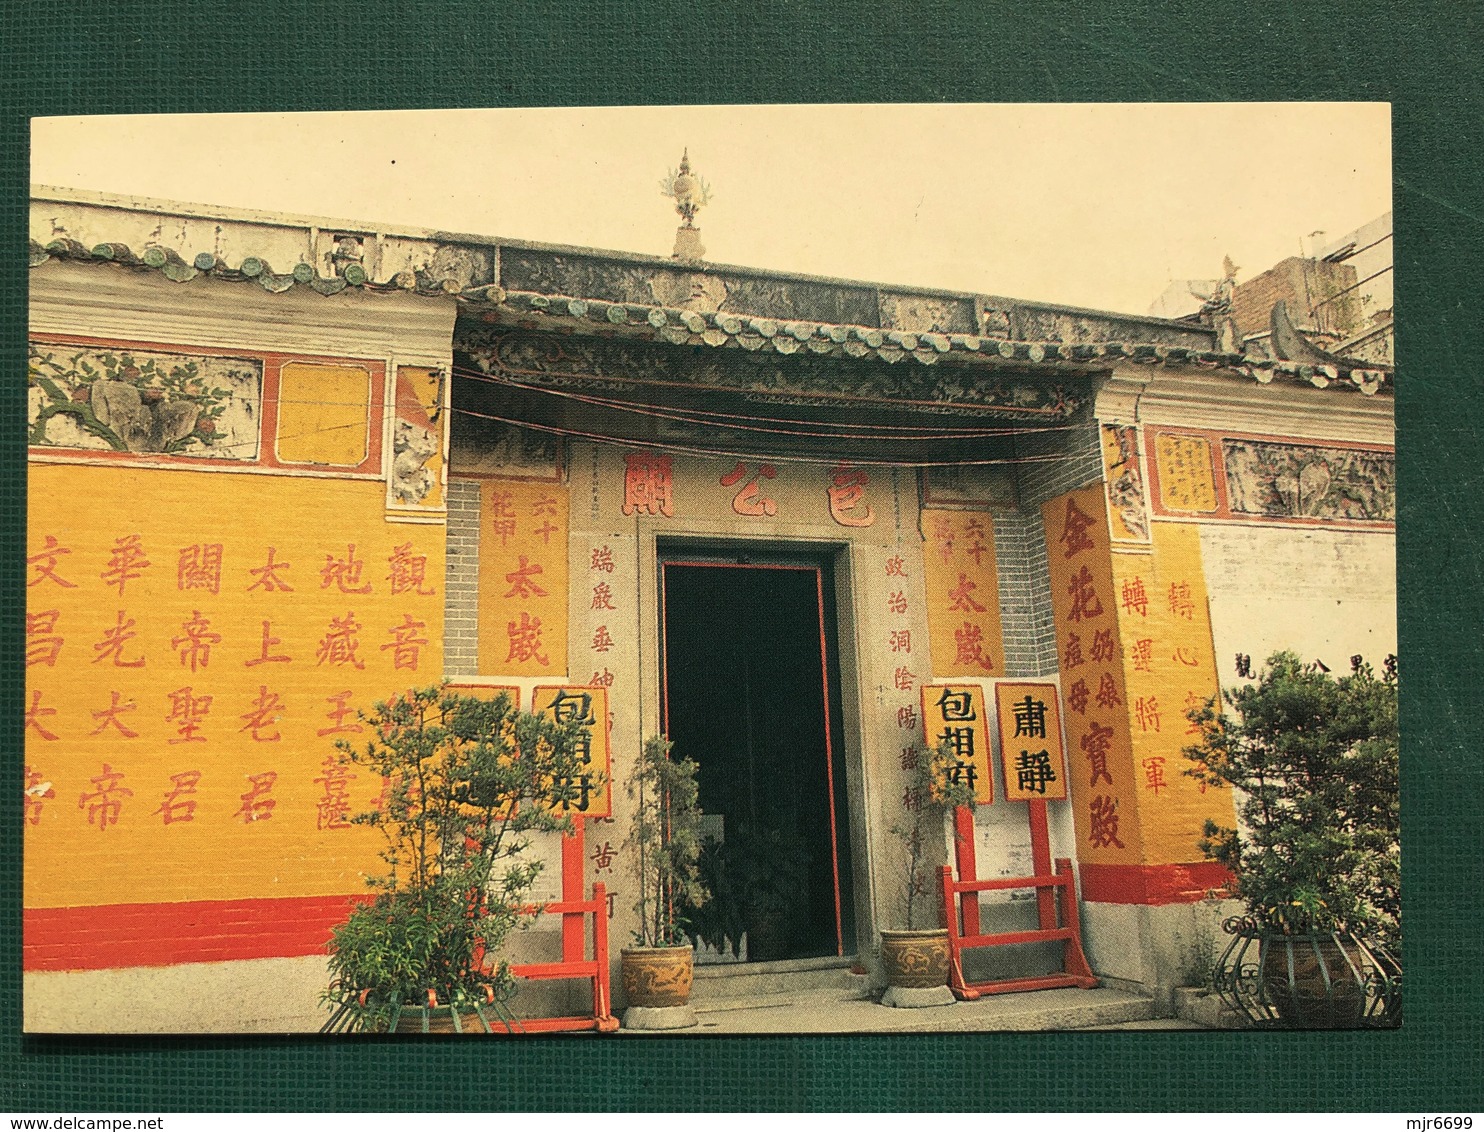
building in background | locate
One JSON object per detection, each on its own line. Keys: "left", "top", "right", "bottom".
{"left": 1150, "top": 211, "right": 1393, "bottom": 364}
{"left": 24, "top": 183, "right": 1396, "bottom": 1032}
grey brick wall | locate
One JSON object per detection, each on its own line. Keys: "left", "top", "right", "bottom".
{"left": 992, "top": 417, "right": 1105, "bottom": 677}
{"left": 1016, "top": 419, "right": 1104, "bottom": 510}
{"left": 444, "top": 479, "right": 481, "bottom": 676}
{"left": 994, "top": 511, "right": 1058, "bottom": 678}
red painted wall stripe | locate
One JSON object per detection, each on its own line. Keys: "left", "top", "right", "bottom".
{"left": 1078, "top": 862, "right": 1232, "bottom": 906}
{"left": 24, "top": 895, "right": 370, "bottom": 972}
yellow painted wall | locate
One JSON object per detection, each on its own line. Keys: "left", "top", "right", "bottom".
{"left": 1043, "top": 484, "right": 1234, "bottom": 867}
{"left": 25, "top": 463, "right": 444, "bottom": 908}
{"left": 1109, "top": 522, "right": 1230, "bottom": 862}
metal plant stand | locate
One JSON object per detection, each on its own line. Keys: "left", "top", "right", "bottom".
{"left": 1213, "top": 915, "right": 1401, "bottom": 1029}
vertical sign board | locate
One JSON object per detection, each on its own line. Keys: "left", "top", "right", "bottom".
{"left": 919, "top": 684, "right": 994, "bottom": 805}
{"left": 531, "top": 686, "right": 612, "bottom": 819}
{"left": 995, "top": 682, "right": 1069, "bottom": 802}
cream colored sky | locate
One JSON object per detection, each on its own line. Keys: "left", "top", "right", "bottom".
{"left": 31, "top": 103, "right": 1390, "bottom": 316}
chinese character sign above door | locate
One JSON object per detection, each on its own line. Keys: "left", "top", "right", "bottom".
{"left": 919, "top": 683, "right": 993, "bottom": 805}
{"left": 995, "top": 682, "right": 1069, "bottom": 802}
{"left": 921, "top": 510, "right": 1003, "bottom": 677}
{"left": 532, "top": 685, "right": 611, "bottom": 819}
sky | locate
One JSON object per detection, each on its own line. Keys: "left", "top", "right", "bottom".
{"left": 31, "top": 103, "right": 1391, "bottom": 317}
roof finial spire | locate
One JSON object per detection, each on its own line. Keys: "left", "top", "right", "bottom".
{"left": 660, "top": 147, "right": 710, "bottom": 261}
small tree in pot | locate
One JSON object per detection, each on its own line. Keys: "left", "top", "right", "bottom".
{"left": 1184, "top": 650, "right": 1400, "bottom": 1028}
{"left": 880, "top": 739, "right": 976, "bottom": 1005}
{"left": 620, "top": 735, "right": 709, "bottom": 1029}
{"left": 320, "top": 685, "right": 591, "bottom": 1033}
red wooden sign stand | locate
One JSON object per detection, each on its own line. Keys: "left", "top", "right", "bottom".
{"left": 503, "top": 817, "right": 620, "bottom": 1032}
{"left": 939, "top": 800, "right": 1098, "bottom": 999}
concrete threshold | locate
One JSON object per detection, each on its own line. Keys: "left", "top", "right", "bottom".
{"left": 633, "top": 985, "right": 1161, "bottom": 1034}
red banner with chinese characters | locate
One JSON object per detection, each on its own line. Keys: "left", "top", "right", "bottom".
{"left": 995, "top": 681, "right": 1069, "bottom": 802}
{"left": 919, "top": 684, "right": 994, "bottom": 805}
{"left": 531, "top": 685, "right": 612, "bottom": 819}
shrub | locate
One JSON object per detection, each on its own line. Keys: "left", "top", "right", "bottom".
{"left": 323, "top": 685, "right": 592, "bottom": 1030}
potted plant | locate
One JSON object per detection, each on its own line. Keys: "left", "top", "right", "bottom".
{"left": 686, "top": 823, "right": 812, "bottom": 963}
{"left": 320, "top": 685, "right": 592, "bottom": 1033}
{"left": 1184, "top": 650, "right": 1400, "bottom": 1028}
{"left": 620, "top": 735, "right": 709, "bottom": 1029}
{"left": 880, "top": 739, "right": 976, "bottom": 1006}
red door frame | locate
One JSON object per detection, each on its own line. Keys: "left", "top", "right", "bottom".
{"left": 658, "top": 557, "right": 848, "bottom": 958}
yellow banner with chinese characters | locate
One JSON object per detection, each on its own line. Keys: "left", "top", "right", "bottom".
{"left": 921, "top": 509, "right": 1003, "bottom": 677}
{"left": 478, "top": 479, "right": 569, "bottom": 678}
{"left": 531, "top": 685, "right": 612, "bottom": 819}
{"left": 919, "top": 684, "right": 994, "bottom": 805}
{"left": 1108, "top": 522, "right": 1230, "bottom": 863}
{"left": 1042, "top": 484, "right": 1141, "bottom": 865}
{"left": 995, "top": 681, "right": 1069, "bottom": 802}
{"left": 1153, "top": 431, "right": 1220, "bottom": 513}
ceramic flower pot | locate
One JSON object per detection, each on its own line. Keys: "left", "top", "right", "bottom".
{"left": 620, "top": 945, "right": 695, "bottom": 1007}
{"left": 1259, "top": 933, "right": 1367, "bottom": 1028}
{"left": 879, "top": 928, "right": 950, "bottom": 989}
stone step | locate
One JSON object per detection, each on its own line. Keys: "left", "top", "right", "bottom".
{"left": 691, "top": 955, "right": 870, "bottom": 1002}
{"left": 681, "top": 986, "right": 1158, "bottom": 1034}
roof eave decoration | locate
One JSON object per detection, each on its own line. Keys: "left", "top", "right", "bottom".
{"left": 469, "top": 287, "right": 1392, "bottom": 396}
{"left": 28, "top": 239, "right": 1392, "bottom": 397}
{"left": 30, "top": 237, "right": 463, "bottom": 298}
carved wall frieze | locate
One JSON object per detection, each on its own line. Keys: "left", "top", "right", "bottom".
{"left": 1145, "top": 426, "right": 1394, "bottom": 527}
{"left": 1222, "top": 439, "right": 1394, "bottom": 522}
{"left": 879, "top": 292, "right": 976, "bottom": 334}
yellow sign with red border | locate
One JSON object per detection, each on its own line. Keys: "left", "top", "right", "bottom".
{"left": 531, "top": 685, "right": 612, "bottom": 819}
{"left": 995, "top": 681, "right": 1069, "bottom": 802}
{"left": 919, "top": 683, "right": 994, "bottom": 805}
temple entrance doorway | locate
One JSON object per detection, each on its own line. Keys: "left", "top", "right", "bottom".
{"left": 659, "top": 552, "right": 855, "bottom": 963}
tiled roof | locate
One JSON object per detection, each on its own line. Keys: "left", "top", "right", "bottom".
{"left": 29, "top": 238, "right": 1392, "bottom": 396}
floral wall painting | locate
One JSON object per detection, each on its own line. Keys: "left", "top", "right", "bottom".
{"left": 29, "top": 343, "right": 261, "bottom": 460}
{"left": 388, "top": 365, "right": 445, "bottom": 509}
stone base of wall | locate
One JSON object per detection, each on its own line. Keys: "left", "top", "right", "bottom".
{"left": 25, "top": 955, "right": 333, "bottom": 1033}
{"left": 24, "top": 932, "right": 592, "bottom": 1034}
{"left": 1171, "top": 986, "right": 1247, "bottom": 1029}
{"left": 1079, "top": 896, "right": 1242, "bottom": 1014}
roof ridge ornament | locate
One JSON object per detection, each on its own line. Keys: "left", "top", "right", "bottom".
{"left": 660, "top": 148, "right": 710, "bottom": 262}
{"left": 1196, "top": 254, "right": 1241, "bottom": 353}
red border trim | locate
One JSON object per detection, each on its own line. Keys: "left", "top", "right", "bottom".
{"left": 1077, "top": 862, "right": 1233, "bottom": 906}
{"left": 24, "top": 894, "right": 369, "bottom": 971}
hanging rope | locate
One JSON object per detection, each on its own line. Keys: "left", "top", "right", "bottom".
{"left": 451, "top": 362, "right": 1079, "bottom": 444}
{"left": 449, "top": 404, "right": 1079, "bottom": 468}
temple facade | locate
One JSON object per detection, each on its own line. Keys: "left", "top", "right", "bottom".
{"left": 24, "top": 185, "right": 1395, "bottom": 1031}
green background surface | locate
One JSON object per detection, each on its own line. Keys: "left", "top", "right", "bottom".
{"left": 2, "top": 1, "right": 1479, "bottom": 1113}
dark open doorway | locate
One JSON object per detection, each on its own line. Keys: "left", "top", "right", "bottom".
{"left": 660, "top": 554, "right": 855, "bottom": 963}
